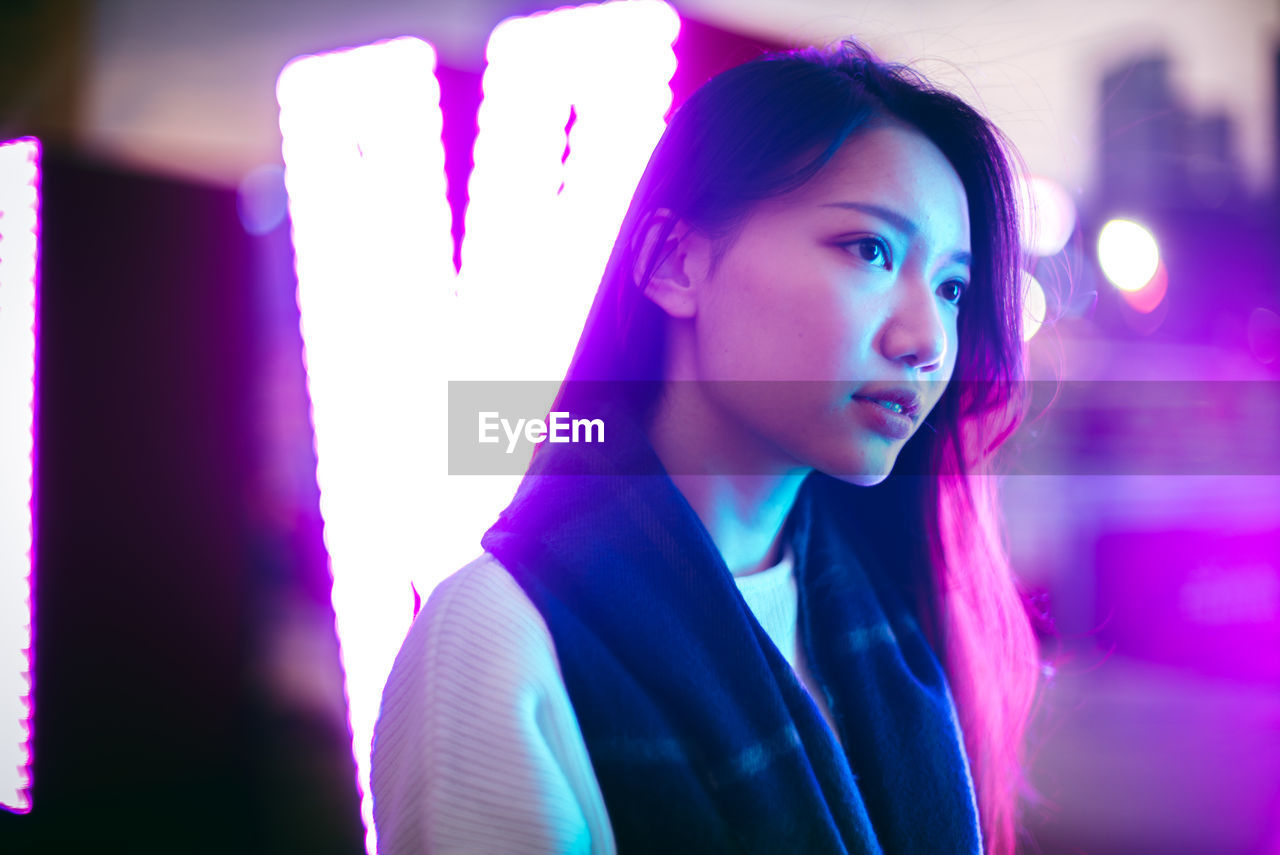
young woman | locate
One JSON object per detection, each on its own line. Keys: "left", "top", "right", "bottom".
{"left": 373, "top": 39, "right": 1046, "bottom": 855}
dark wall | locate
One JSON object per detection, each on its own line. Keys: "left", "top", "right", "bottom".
{"left": 0, "top": 152, "right": 361, "bottom": 854}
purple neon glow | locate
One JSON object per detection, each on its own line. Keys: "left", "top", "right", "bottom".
{"left": 277, "top": 37, "right": 453, "bottom": 853}
{"left": 0, "top": 136, "right": 40, "bottom": 815}
{"left": 278, "top": 5, "right": 678, "bottom": 848}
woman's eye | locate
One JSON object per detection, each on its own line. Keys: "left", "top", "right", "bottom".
{"left": 939, "top": 278, "right": 968, "bottom": 305}
{"left": 849, "top": 237, "right": 891, "bottom": 269}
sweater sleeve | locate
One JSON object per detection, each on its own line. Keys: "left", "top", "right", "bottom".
{"left": 371, "top": 553, "right": 617, "bottom": 855}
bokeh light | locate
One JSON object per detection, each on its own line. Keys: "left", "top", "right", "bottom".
{"left": 1246, "top": 307, "right": 1280, "bottom": 364}
{"left": 236, "top": 164, "right": 289, "bottom": 235}
{"left": 1022, "top": 270, "right": 1047, "bottom": 342}
{"left": 1016, "top": 173, "right": 1077, "bottom": 257}
{"left": 1117, "top": 259, "right": 1168, "bottom": 314}
{"left": 1098, "top": 218, "right": 1160, "bottom": 292}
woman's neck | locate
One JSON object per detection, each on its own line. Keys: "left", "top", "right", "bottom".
{"left": 645, "top": 382, "right": 809, "bottom": 578}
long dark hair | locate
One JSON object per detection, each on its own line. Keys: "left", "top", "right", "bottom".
{"left": 548, "top": 40, "right": 1044, "bottom": 855}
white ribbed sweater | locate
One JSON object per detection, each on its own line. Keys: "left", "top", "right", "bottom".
{"left": 371, "top": 546, "right": 840, "bottom": 854}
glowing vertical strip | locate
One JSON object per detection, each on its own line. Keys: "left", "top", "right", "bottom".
{"left": 461, "top": 0, "right": 679, "bottom": 383}
{"left": 277, "top": 5, "right": 678, "bottom": 849}
{"left": 0, "top": 137, "right": 40, "bottom": 815}
{"left": 277, "top": 38, "right": 452, "bottom": 853}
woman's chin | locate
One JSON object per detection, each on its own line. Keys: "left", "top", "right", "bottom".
{"left": 814, "top": 449, "right": 899, "bottom": 487}
{"left": 828, "top": 470, "right": 892, "bottom": 488}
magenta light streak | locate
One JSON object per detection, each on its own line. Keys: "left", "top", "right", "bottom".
{"left": 0, "top": 136, "right": 40, "bottom": 815}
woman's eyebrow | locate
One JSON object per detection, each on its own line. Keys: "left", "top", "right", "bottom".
{"left": 821, "top": 201, "right": 918, "bottom": 235}
{"left": 821, "top": 201, "right": 971, "bottom": 266}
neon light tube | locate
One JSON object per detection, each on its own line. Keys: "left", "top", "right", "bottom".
{"left": 0, "top": 136, "right": 41, "bottom": 815}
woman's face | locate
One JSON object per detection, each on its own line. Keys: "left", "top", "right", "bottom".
{"left": 689, "top": 121, "right": 971, "bottom": 485}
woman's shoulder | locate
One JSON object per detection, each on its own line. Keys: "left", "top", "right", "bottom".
{"left": 373, "top": 553, "right": 617, "bottom": 853}
{"left": 402, "top": 551, "right": 563, "bottom": 688}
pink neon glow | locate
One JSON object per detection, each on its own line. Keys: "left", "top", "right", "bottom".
{"left": 0, "top": 136, "right": 40, "bottom": 815}
{"left": 278, "top": 6, "right": 678, "bottom": 849}
{"left": 277, "top": 38, "right": 453, "bottom": 853}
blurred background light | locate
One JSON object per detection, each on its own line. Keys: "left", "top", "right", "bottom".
{"left": 1245, "top": 307, "right": 1280, "bottom": 365}
{"left": 236, "top": 164, "right": 289, "bottom": 235}
{"left": 1022, "top": 270, "right": 1047, "bottom": 342}
{"left": 0, "top": 136, "right": 40, "bottom": 816}
{"left": 1117, "top": 259, "right": 1169, "bottom": 314}
{"left": 1017, "top": 173, "right": 1077, "bottom": 257}
{"left": 1097, "top": 217, "right": 1161, "bottom": 292}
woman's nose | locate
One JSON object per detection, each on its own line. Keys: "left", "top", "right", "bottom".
{"left": 878, "top": 279, "right": 949, "bottom": 372}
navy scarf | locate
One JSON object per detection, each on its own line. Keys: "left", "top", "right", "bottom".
{"left": 480, "top": 401, "right": 982, "bottom": 854}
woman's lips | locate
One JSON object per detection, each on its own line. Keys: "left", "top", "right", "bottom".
{"left": 853, "top": 394, "right": 916, "bottom": 439}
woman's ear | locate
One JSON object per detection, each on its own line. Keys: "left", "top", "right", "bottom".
{"left": 632, "top": 209, "right": 712, "bottom": 320}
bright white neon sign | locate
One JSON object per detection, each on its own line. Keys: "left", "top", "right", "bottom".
{"left": 276, "top": 4, "right": 677, "bottom": 850}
